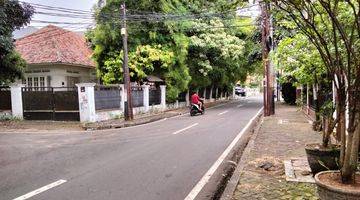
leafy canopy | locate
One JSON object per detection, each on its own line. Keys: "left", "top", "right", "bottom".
{"left": 0, "top": 0, "right": 34, "bottom": 84}
{"left": 88, "top": 0, "right": 261, "bottom": 101}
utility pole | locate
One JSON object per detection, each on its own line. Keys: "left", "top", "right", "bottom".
{"left": 261, "top": 1, "right": 275, "bottom": 116}
{"left": 121, "top": 2, "right": 133, "bottom": 120}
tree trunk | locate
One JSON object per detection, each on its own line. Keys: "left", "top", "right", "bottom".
{"left": 322, "top": 117, "right": 335, "bottom": 148}
{"left": 337, "top": 87, "right": 347, "bottom": 168}
{"left": 322, "top": 117, "right": 329, "bottom": 148}
{"left": 349, "top": 116, "right": 360, "bottom": 171}
{"left": 341, "top": 128, "right": 353, "bottom": 183}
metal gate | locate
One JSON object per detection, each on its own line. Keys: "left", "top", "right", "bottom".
{"left": 22, "top": 87, "right": 80, "bottom": 121}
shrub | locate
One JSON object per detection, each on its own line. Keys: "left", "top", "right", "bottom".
{"left": 281, "top": 81, "right": 296, "bottom": 105}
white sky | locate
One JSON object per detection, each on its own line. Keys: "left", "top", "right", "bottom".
{"left": 22, "top": 0, "right": 98, "bottom": 31}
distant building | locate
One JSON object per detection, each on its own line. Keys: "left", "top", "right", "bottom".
{"left": 15, "top": 25, "right": 97, "bottom": 88}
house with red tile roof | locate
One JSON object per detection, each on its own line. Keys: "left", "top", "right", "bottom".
{"left": 15, "top": 25, "right": 97, "bottom": 88}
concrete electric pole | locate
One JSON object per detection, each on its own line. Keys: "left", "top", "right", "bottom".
{"left": 121, "top": 2, "right": 133, "bottom": 120}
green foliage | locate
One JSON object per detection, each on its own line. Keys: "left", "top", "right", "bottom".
{"left": 281, "top": 76, "right": 297, "bottom": 105}
{"left": 0, "top": 51, "right": 27, "bottom": 83}
{"left": 0, "top": 0, "right": 34, "bottom": 84}
{"left": 88, "top": 0, "right": 261, "bottom": 101}
{"left": 272, "top": 33, "right": 326, "bottom": 86}
{"left": 188, "top": 19, "right": 246, "bottom": 88}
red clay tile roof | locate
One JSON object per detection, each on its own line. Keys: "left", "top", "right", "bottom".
{"left": 15, "top": 25, "right": 95, "bottom": 68}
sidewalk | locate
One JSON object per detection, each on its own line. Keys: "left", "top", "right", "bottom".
{"left": 231, "top": 103, "right": 322, "bottom": 200}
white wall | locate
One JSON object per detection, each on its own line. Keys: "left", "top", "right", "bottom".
{"left": 22, "top": 64, "right": 97, "bottom": 87}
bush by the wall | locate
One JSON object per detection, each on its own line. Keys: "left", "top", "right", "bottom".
{"left": 281, "top": 81, "right": 297, "bottom": 105}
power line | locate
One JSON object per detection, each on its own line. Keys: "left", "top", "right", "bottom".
{"left": 20, "top": 1, "right": 93, "bottom": 14}
{"left": 31, "top": 20, "right": 95, "bottom": 25}
{"left": 22, "top": 1, "right": 259, "bottom": 15}
{"left": 16, "top": 23, "right": 256, "bottom": 47}
{"left": 23, "top": 1, "right": 258, "bottom": 22}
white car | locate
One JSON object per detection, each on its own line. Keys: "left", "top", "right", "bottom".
{"left": 235, "top": 87, "right": 246, "bottom": 96}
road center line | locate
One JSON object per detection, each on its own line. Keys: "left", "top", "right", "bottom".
{"left": 184, "top": 107, "right": 263, "bottom": 200}
{"left": 13, "top": 179, "right": 67, "bottom": 200}
{"left": 237, "top": 104, "right": 244, "bottom": 108}
{"left": 218, "top": 110, "right": 229, "bottom": 116}
{"left": 172, "top": 123, "right": 199, "bottom": 135}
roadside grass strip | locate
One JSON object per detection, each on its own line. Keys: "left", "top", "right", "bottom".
{"left": 13, "top": 179, "right": 67, "bottom": 200}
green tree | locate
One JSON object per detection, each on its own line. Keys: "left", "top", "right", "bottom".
{"left": 89, "top": 0, "right": 192, "bottom": 101}
{"left": 273, "top": 33, "right": 326, "bottom": 86}
{"left": 271, "top": 0, "right": 360, "bottom": 183}
{"left": 187, "top": 19, "right": 246, "bottom": 89}
{"left": 89, "top": 0, "right": 262, "bottom": 101}
{"left": 0, "top": 0, "right": 34, "bottom": 84}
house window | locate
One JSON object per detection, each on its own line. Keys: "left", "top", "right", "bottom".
{"left": 40, "top": 77, "right": 45, "bottom": 90}
{"left": 34, "top": 77, "right": 39, "bottom": 90}
{"left": 27, "top": 77, "right": 33, "bottom": 87}
{"left": 25, "top": 76, "right": 47, "bottom": 89}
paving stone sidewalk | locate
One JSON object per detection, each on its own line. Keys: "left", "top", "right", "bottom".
{"left": 232, "top": 103, "right": 322, "bottom": 200}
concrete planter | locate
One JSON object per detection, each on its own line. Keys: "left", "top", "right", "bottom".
{"left": 315, "top": 171, "right": 360, "bottom": 200}
{"left": 305, "top": 143, "right": 340, "bottom": 175}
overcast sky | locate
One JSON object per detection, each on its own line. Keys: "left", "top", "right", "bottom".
{"left": 22, "top": 0, "right": 98, "bottom": 31}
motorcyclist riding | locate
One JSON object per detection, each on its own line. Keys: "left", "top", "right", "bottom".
{"left": 191, "top": 91, "right": 203, "bottom": 111}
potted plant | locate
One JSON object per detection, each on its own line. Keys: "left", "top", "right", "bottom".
{"left": 305, "top": 99, "right": 340, "bottom": 175}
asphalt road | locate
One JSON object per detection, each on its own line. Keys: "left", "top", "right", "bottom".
{"left": 0, "top": 96, "right": 263, "bottom": 200}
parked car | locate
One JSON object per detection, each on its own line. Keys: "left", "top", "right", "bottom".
{"left": 235, "top": 86, "right": 246, "bottom": 96}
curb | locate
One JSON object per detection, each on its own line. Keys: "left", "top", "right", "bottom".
{"left": 84, "top": 112, "right": 182, "bottom": 131}
{"left": 218, "top": 110, "right": 264, "bottom": 200}
{"left": 191, "top": 107, "right": 263, "bottom": 200}
{"left": 83, "top": 100, "right": 231, "bottom": 131}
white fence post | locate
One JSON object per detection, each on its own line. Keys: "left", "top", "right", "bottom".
{"left": 160, "top": 85, "right": 166, "bottom": 110}
{"left": 120, "top": 84, "right": 125, "bottom": 112}
{"left": 143, "top": 85, "right": 150, "bottom": 112}
{"left": 76, "top": 83, "right": 96, "bottom": 123}
{"left": 203, "top": 88, "right": 207, "bottom": 103}
{"left": 175, "top": 100, "right": 179, "bottom": 108}
{"left": 186, "top": 90, "right": 190, "bottom": 106}
{"left": 10, "top": 84, "right": 24, "bottom": 119}
{"left": 232, "top": 87, "right": 236, "bottom": 99}
{"left": 215, "top": 88, "right": 219, "bottom": 100}
{"left": 306, "top": 83, "right": 310, "bottom": 114}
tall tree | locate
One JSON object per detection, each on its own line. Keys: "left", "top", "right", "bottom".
{"left": 271, "top": 0, "right": 360, "bottom": 183}
{"left": 89, "top": 0, "right": 261, "bottom": 101}
{"left": 0, "top": 0, "right": 34, "bottom": 84}
{"left": 89, "top": 0, "right": 192, "bottom": 101}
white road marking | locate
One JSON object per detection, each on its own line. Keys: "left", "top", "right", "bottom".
{"left": 13, "top": 179, "right": 67, "bottom": 200}
{"left": 237, "top": 104, "right": 244, "bottom": 108}
{"left": 172, "top": 123, "right": 199, "bottom": 135}
{"left": 218, "top": 110, "right": 229, "bottom": 116}
{"left": 184, "top": 107, "right": 264, "bottom": 200}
